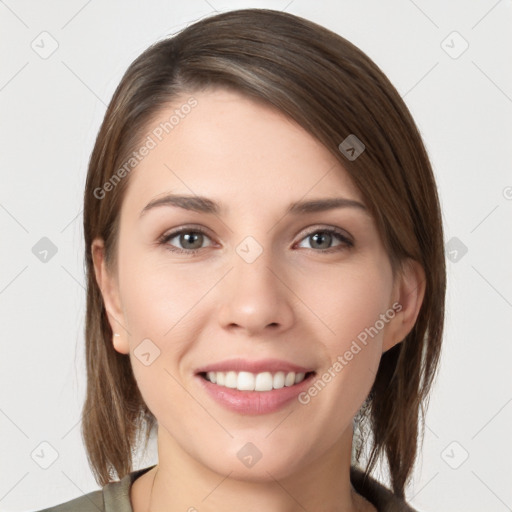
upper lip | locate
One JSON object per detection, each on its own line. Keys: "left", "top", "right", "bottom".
{"left": 195, "top": 358, "right": 315, "bottom": 375}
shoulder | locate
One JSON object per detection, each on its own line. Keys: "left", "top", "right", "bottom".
{"left": 350, "top": 466, "right": 418, "bottom": 512}
{"left": 32, "top": 466, "right": 156, "bottom": 512}
{"left": 32, "top": 489, "right": 104, "bottom": 512}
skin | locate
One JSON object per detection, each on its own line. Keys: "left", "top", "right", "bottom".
{"left": 92, "top": 88, "right": 425, "bottom": 512}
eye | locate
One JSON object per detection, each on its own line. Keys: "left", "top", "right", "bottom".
{"left": 158, "top": 226, "right": 354, "bottom": 255}
{"left": 296, "top": 227, "right": 353, "bottom": 252}
{"left": 158, "top": 227, "right": 213, "bottom": 254}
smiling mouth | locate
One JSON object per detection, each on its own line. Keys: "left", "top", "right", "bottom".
{"left": 198, "top": 370, "right": 316, "bottom": 392}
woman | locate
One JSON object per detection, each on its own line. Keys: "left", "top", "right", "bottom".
{"left": 38, "top": 8, "right": 445, "bottom": 512}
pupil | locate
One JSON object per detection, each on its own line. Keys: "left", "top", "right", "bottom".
{"left": 312, "top": 232, "right": 330, "bottom": 249}
{"left": 183, "top": 232, "right": 201, "bottom": 249}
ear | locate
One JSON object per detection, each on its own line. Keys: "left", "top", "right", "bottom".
{"left": 91, "top": 238, "right": 130, "bottom": 355}
{"left": 382, "top": 258, "right": 426, "bottom": 353}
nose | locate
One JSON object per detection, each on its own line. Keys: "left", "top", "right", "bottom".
{"left": 216, "top": 247, "right": 295, "bottom": 337}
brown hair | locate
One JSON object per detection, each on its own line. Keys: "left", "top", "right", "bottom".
{"left": 82, "top": 8, "right": 445, "bottom": 497}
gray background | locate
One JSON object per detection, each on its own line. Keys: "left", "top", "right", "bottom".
{"left": 1, "top": 1, "right": 511, "bottom": 511}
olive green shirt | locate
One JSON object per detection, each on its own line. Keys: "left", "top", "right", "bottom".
{"left": 35, "top": 465, "right": 417, "bottom": 512}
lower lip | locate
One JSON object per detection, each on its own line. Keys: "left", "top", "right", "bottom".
{"left": 195, "top": 372, "right": 316, "bottom": 415}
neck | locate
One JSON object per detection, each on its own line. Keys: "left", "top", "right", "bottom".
{"left": 143, "top": 425, "right": 370, "bottom": 512}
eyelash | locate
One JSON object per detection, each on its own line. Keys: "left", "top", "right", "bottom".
{"left": 157, "top": 226, "right": 354, "bottom": 255}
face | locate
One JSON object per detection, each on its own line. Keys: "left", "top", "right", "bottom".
{"left": 93, "top": 88, "right": 420, "bottom": 482}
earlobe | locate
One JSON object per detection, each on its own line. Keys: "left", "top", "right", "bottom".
{"left": 382, "top": 259, "right": 426, "bottom": 353}
{"left": 91, "top": 238, "right": 130, "bottom": 355}
{"left": 112, "top": 332, "right": 129, "bottom": 355}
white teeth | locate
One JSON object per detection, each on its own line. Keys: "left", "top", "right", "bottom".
{"left": 255, "top": 372, "right": 273, "bottom": 391}
{"left": 285, "top": 372, "right": 295, "bottom": 387}
{"left": 273, "top": 371, "right": 285, "bottom": 389}
{"left": 224, "top": 371, "right": 238, "bottom": 388}
{"left": 238, "top": 371, "right": 256, "bottom": 391}
{"left": 204, "top": 370, "right": 309, "bottom": 391}
{"left": 295, "top": 372, "right": 305, "bottom": 384}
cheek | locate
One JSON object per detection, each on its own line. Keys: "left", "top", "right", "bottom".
{"left": 295, "top": 259, "right": 393, "bottom": 409}
{"left": 116, "top": 244, "right": 236, "bottom": 412}
{"left": 296, "top": 256, "right": 393, "bottom": 350}
{"left": 118, "top": 240, "right": 214, "bottom": 337}
{"left": 119, "top": 265, "right": 199, "bottom": 423}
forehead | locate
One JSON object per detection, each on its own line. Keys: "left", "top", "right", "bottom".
{"left": 120, "top": 88, "right": 364, "bottom": 218}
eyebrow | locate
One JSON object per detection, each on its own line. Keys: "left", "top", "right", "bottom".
{"left": 139, "top": 194, "right": 368, "bottom": 218}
